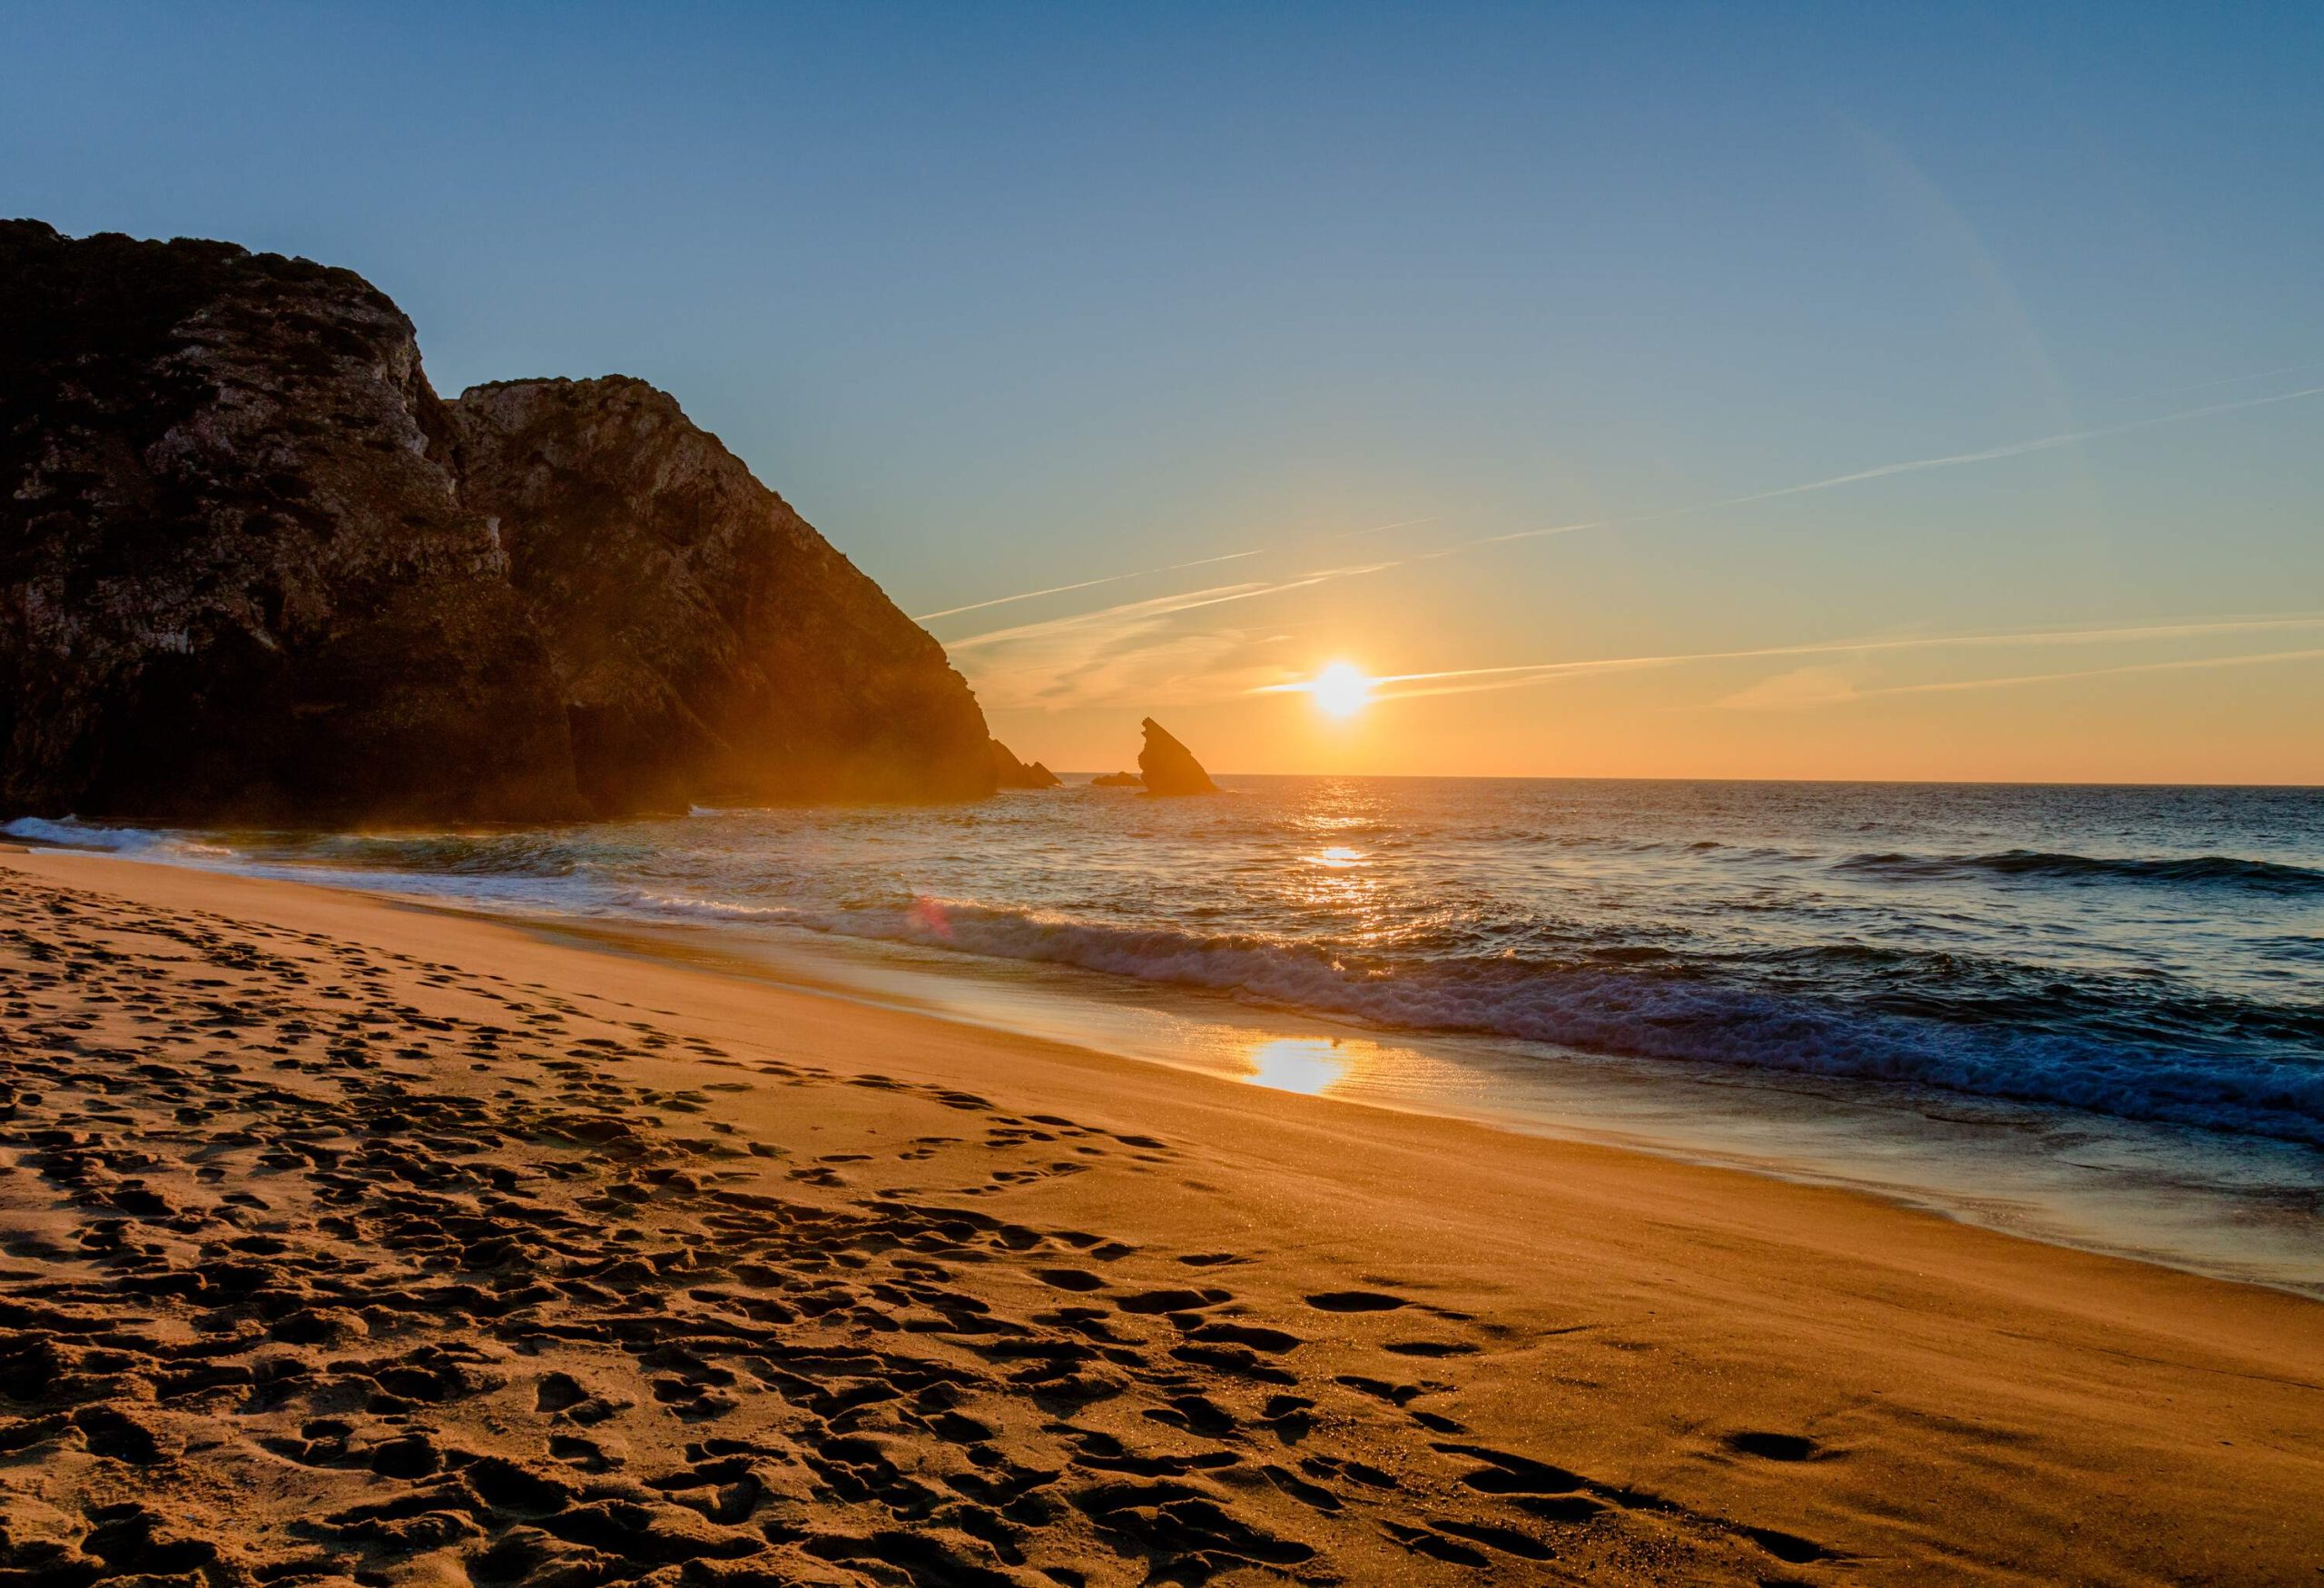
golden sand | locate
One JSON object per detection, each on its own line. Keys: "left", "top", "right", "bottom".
{"left": 1, "top": 849, "right": 2317, "bottom": 1583}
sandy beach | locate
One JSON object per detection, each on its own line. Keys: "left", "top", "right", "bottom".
{"left": 1, "top": 847, "right": 2318, "bottom": 1585}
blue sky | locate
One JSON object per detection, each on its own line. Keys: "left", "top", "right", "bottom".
{"left": 7, "top": 3, "right": 2319, "bottom": 778}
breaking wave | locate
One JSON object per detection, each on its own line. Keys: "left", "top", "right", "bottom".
{"left": 1837, "top": 848, "right": 2324, "bottom": 894}
{"left": 723, "top": 894, "right": 2324, "bottom": 1149}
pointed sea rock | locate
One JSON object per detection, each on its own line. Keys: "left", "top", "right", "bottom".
{"left": 990, "top": 739, "right": 1061, "bottom": 789}
{"left": 1137, "top": 717, "right": 1218, "bottom": 795}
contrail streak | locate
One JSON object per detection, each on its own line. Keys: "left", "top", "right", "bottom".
{"left": 2141, "top": 358, "right": 2324, "bottom": 399}
{"left": 1856, "top": 646, "right": 2324, "bottom": 698}
{"left": 1251, "top": 613, "right": 2324, "bottom": 698}
{"left": 1329, "top": 515, "right": 1441, "bottom": 539}
{"left": 947, "top": 563, "right": 1403, "bottom": 653}
{"left": 915, "top": 517, "right": 1441, "bottom": 622}
{"left": 938, "top": 372, "right": 2321, "bottom": 709}
{"left": 1710, "top": 384, "right": 2324, "bottom": 508}
{"left": 1479, "top": 383, "right": 2324, "bottom": 549}
{"left": 912, "top": 550, "right": 1263, "bottom": 623}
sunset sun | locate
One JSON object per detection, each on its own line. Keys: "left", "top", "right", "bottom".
{"left": 1311, "top": 661, "right": 1374, "bottom": 718}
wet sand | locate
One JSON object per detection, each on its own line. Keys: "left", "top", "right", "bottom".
{"left": 1, "top": 848, "right": 2319, "bottom": 1584}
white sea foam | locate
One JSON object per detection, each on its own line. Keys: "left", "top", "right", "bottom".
{"left": 3, "top": 815, "right": 235, "bottom": 860}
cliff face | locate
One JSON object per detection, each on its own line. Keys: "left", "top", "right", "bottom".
{"left": 449, "top": 378, "right": 994, "bottom": 811}
{"left": 0, "top": 221, "right": 578, "bottom": 822}
{"left": 0, "top": 222, "right": 996, "bottom": 822}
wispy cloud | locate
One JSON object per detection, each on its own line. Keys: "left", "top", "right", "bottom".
{"left": 915, "top": 515, "right": 1439, "bottom": 625}
{"left": 939, "top": 374, "right": 2324, "bottom": 715}
{"left": 912, "top": 548, "right": 1264, "bottom": 622}
{"left": 1253, "top": 612, "right": 2324, "bottom": 704}
{"left": 955, "top": 564, "right": 1406, "bottom": 709}
{"left": 949, "top": 566, "right": 1398, "bottom": 654}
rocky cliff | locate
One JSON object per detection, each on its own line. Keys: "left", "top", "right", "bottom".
{"left": 0, "top": 222, "right": 996, "bottom": 822}
{"left": 449, "top": 377, "right": 992, "bottom": 811}
{"left": 0, "top": 221, "right": 579, "bottom": 822}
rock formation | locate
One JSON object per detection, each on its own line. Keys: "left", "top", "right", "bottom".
{"left": 1137, "top": 716, "right": 1218, "bottom": 794}
{"left": 450, "top": 377, "right": 993, "bottom": 811}
{"left": 988, "top": 738, "right": 1060, "bottom": 789}
{"left": 0, "top": 222, "right": 997, "bottom": 822}
{"left": 0, "top": 222, "right": 577, "bottom": 823}
{"left": 1088, "top": 771, "right": 1144, "bottom": 788}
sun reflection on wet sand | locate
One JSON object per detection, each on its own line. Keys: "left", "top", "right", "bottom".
{"left": 1244, "top": 1036, "right": 1353, "bottom": 1095}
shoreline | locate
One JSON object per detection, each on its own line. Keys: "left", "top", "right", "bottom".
{"left": 507, "top": 906, "right": 2324, "bottom": 1302}
{"left": 2, "top": 846, "right": 2319, "bottom": 1582}
{"left": 17, "top": 824, "right": 2322, "bottom": 1299}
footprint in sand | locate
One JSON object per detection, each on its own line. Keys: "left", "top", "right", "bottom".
{"left": 1305, "top": 1289, "right": 1410, "bottom": 1313}
{"left": 0, "top": 872, "right": 1837, "bottom": 1587}
{"left": 1033, "top": 1267, "right": 1109, "bottom": 1292}
{"left": 1724, "top": 1429, "right": 1826, "bottom": 1462}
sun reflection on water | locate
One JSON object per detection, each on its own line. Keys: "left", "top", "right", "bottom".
{"left": 1243, "top": 1036, "right": 1352, "bottom": 1095}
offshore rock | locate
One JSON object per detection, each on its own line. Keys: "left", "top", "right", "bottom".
{"left": 989, "top": 738, "right": 1060, "bottom": 789}
{"left": 1089, "top": 771, "right": 1144, "bottom": 788}
{"left": 1, "top": 222, "right": 996, "bottom": 821}
{"left": 1137, "top": 717, "right": 1218, "bottom": 795}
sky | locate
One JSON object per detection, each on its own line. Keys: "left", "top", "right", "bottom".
{"left": 6, "top": 3, "right": 2320, "bottom": 782}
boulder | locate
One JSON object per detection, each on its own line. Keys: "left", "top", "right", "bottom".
{"left": 1137, "top": 717, "right": 1218, "bottom": 795}
{"left": 989, "top": 739, "right": 1060, "bottom": 789}
{"left": 0, "top": 222, "right": 998, "bottom": 822}
{"left": 1088, "top": 771, "right": 1144, "bottom": 788}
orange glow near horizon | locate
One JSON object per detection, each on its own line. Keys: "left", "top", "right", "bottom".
{"left": 955, "top": 552, "right": 2324, "bottom": 785}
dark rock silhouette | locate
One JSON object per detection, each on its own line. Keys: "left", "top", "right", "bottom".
{"left": 451, "top": 377, "right": 993, "bottom": 812}
{"left": 989, "top": 738, "right": 1060, "bottom": 789}
{"left": 1137, "top": 716, "right": 1218, "bottom": 794}
{"left": 1089, "top": 771, "right": 1144, "bottom": 788}
{"left": 0, "top": 221, "right": 578, "bottom": 822}
{"left": 0, "top": 222, "right": 995, "bottom": 822}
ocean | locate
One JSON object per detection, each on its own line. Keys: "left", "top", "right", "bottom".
{"left": 13, "top": 776, "right": 2322, "bottom": 1289}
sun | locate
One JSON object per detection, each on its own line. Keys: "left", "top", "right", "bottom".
{"left": 1310, "top": 661, "right": 1374, "bottom": 718}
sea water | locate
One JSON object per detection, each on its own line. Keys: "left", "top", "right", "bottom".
{"left": 15, "top": 777, "right": 2321, "bottom": 1289}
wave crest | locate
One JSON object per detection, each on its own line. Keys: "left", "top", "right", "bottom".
{"left": 1836, "top": 848, "right": 2324, "bottom": 893}
{"left": 763, "top": 896, "right": 2324, "bottom": 1149}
